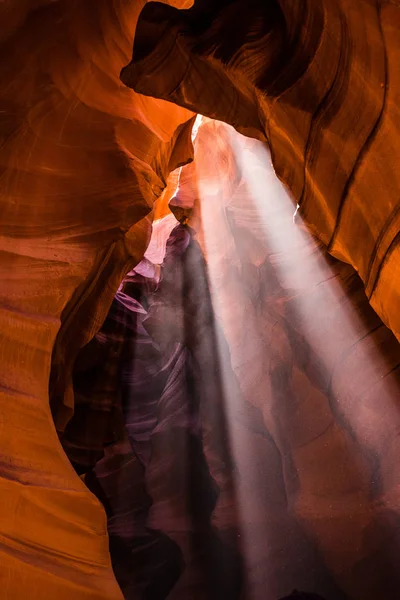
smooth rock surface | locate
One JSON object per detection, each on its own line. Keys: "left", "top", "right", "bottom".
{"left": 123, "top": 0, "right": 400, "bottom": 340}
{"left": 1, "top": 1, "right": 400, "bottom": 598}
{"left": 0, "top": 2, "right": 194, "bottom": 597}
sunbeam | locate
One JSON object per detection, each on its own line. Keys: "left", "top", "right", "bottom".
{"left": 188, "top": 117, "right": 400, "bottom": 599}
{"left": 67, "top": 116, "right": 400, "bottom": 600}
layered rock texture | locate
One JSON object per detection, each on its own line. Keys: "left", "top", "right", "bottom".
{"left": 122, "top": 0, "right": 400, "bottom": 340}
{"left": 0, "top": 2, "right": 195, "bottom": 598}
{"left": 0, "top": 1, "right": 400, "bottom": 599}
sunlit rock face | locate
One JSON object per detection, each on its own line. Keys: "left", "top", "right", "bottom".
{"left": 123, "top": 0, "right": 400, "bottom": 341}
{"left": 0, "top": 2, "right": 194, "bottom": 598}
{"left": 1, "top": 1, "right": 400, "bottom": 599}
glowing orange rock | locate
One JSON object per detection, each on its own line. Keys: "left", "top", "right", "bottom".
{"left": 124, "top": 0, "right": 400, "bottom": 342}
{"left": 0, "top": 1, "right": 194, "bottom": 597}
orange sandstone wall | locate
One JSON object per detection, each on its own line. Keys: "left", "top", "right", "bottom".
{"left": 0, "top": 2, "right": 194, "bottom": 597}
{"left": 123, "top": 0, "right": 400, "bottom": 340}
{"left": 1, "top": 0, "right": 400, "bottom": 597}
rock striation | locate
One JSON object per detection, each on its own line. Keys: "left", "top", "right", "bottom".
{"left": 0, "top": 2, "right": 195, "bottom": 598}
{"left": 1, "top": 0, "right": 400, "bottom": 598}
{"left": 122, "top": 0, "right": 400, "bottom": 341}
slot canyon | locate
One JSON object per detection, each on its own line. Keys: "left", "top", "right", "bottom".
{"left": 1, "top": 1, "right": 400, "bottom": 599}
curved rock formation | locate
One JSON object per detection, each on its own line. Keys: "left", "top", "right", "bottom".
{"left": 61, "top": 116, "right": 400, "bottom": 600}
{"left": 1, "top": 1, "right": 400, "bottom": 598}
{"left": 0, "top": 2, "right": 195, "bottom": 597}
{"left": 122, "top": 0, "right": 400, "bottom": 341}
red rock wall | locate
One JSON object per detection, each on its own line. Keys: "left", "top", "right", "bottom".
{"left": 0, "top": 2, "right": 195, "bottom": 597}
{"left": 1, "top": 0, "right": 400, "bottom": 597}
{"left": 123, "top": 0, "right": 400, "bottom": 340}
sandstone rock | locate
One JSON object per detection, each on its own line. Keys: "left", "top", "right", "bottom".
{"left": 123, "top": 0, "right": 400, "bottom": 340}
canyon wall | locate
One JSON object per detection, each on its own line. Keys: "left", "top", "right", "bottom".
{"left": 122, "top": 0, "right": 400, "bottom": 340}
{"left": 1, "top": 0, "right": 400, "bottom": 598}
{"left": 60, "top": 118, "right": 400, "bottom": 600}
{"left": 0, "top": 2, "right": 195, "bottom": 598}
